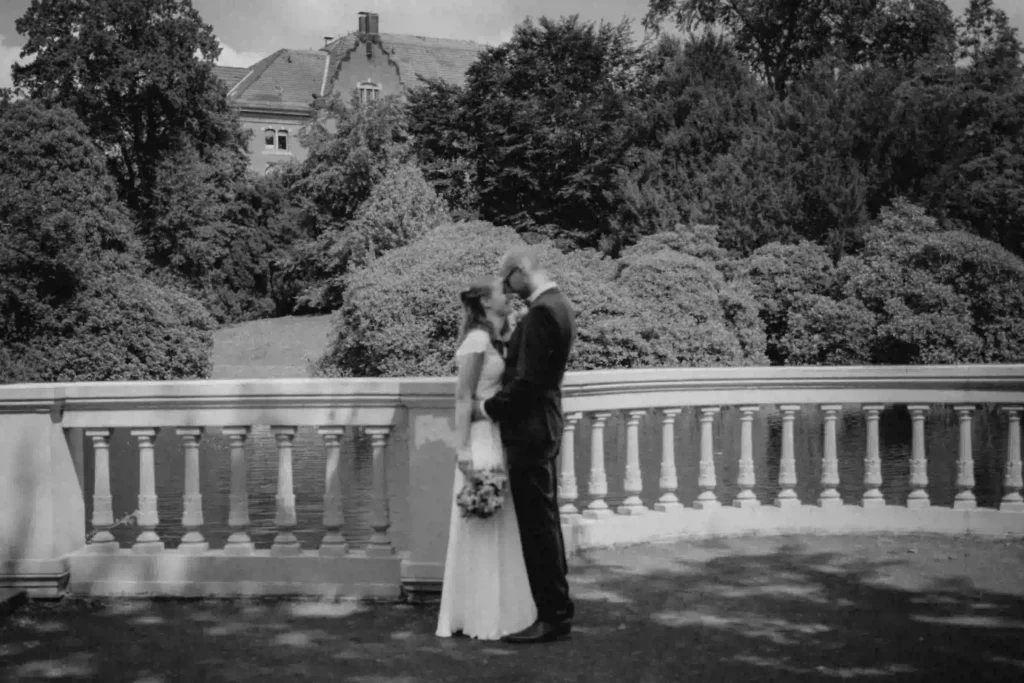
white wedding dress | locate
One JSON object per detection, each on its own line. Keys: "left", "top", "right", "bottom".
{"left": 435, "top": 329, "right": 538, "bottom": 640}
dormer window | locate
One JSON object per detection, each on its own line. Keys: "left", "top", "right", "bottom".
{"left": 263, "top": 128, "right": 289, "bottom": 152}
{"left": 358, "top": 81, "right": 381, "bottom": 105}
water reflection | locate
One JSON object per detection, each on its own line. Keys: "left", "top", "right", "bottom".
{"left": 82, "top": 404, "right": 1008, "bottom": 551}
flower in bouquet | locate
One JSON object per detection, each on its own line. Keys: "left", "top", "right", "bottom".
{"left": 456, "top": 466, "right": 508, "bottom": 519}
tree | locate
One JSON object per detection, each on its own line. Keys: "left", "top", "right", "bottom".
{"left": 456, "top": 15, "right": 649, "bottom": 250}
{"left": 12, "top": 0, "right": 248, "bottom": 216}
{"left": 0, "top": 99, "right": 212, "bottom": 382}
{"left": 643, "top": 0, "right": 956, "bottom": 98}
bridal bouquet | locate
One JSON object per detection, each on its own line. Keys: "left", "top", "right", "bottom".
{"left": 456, "top": 466, "right": 509, "bottom": 520}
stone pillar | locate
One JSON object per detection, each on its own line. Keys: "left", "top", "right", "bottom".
{"left": 223, "top": 427, "right": 254, "bottom": 555}
{"left": 861, "top": 405, "right": 885, "bottom": 508}
{"left": 694, "top": 407, "right": 721, "bottom": 510}
{"left": 818, "top": 405, "right": 842, "bottom": 508}
{"left": 733, "top": 406, "right": 760, "bottom": 509}
{"left": 774, "top": 406, "right": 801, "bottom": 508}
{"left": 177, "top": 428, "right": 207, "bottom": 553}
{"left": 655, "top": 408, "right": 684, "bottom": 512}
{"left": 1000, "top": 406, "right": 1024, "bottom": 512}
{"left": 131, "top": 429, "right": 163, "bottom": 553}
{"left": 618, "top": 410, "right": 648, "bottom": 515}
{"left": 85, "top": 429, "right": 118, "bottom": 552}
{"left": 583, "top": 412, "right": 613, "bottom": 519}
{"left": 270, "top": 426, "right": 301, "bottom": 556}
{"left": 366, "top": 426, "right": 395, "bottom": 557}
{"left": 558, "top": 413, "right": 583, "bottom": 521}
{"left": 319, "top": 426, "right": 348, "bottom": 556}
{"left": 953, "top": 405, "right": 976, "bottom": 510}
{"left": 907, "top": 405, "right": 930, "bottom": 509}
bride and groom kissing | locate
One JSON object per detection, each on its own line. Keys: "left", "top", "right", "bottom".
{"left": 435, "top": 246, "right": 576, "bottom": 644}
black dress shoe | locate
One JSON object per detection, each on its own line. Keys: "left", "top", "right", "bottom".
{"left": 501, "top": 619, "right": 572, "bottom": 644}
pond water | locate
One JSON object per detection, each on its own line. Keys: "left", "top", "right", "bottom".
{"left": 82, "top": 404, "right": 1011, "bottom": 552}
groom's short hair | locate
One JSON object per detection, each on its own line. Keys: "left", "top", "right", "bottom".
{"left": 497, "top": 246, "right": 541, "bottom": 279}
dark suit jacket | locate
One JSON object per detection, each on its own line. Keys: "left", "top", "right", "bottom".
{"left": 483, "top": 286, "right": 576, "bottom": 455}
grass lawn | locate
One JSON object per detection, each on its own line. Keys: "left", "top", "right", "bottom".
{"left": 210, "top": 314, "right": 335, "bottom": 379}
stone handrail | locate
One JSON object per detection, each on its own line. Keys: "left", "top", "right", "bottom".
{"left": 1, "top": 364, "right": 1022, "bottom": 600}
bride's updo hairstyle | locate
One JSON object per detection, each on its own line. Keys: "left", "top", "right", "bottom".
{"left": 457, "top": 277, "right": 508, "bottom": 349}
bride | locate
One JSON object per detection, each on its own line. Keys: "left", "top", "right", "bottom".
{"left": 435, "top": 276, "right": 538, "bottom": 640}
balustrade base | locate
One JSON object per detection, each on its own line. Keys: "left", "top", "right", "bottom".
{"left": 564, "top": 504, "right": 1024, "bottom": 555}
{"left": 68, "top": 549, "right": 403, "bottom": 600}
{"left": 693, "top": 500, "right": 721, "bottom": 511}
{"left": 177, "top": 542, "right": 210, "bottom": 555}
{"left": 818, "top": 497, "right": 843, "bottom": 509}
{"left": 953, "top": 500, "right": 978, "bottom": 511}
{"left": 0, "top": 557, "right": 71, "bottom": 600}
{"left": 582, "top": 508, "right": 614, "bottom": 520}
{"left": 616, "top": 504, "right": 649, "bottom": 516}
{"left": 653, "top": 502, "right": 684, "bottom": 513}
{"left": 860, "top": 498, "right": 887, "bottom": 509}
{"left": 732, "top": 499, "right": 760, "bottom": 509}
{"left": 223, "top": 543, "right": 256, "bottom": 557}
{"left": 319, "top": 544, "right": 349, "bottom": 558}
{"left": 131, "top": 542, "right": 165, "bottom": 555}
{"left": 999, "top": 500, "right": 1024, "bottom": 512}
{"left": 774, "top": 497, "right": 800, "bottom": 508}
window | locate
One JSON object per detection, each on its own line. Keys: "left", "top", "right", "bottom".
{"left": 263, "top": 128, "right": 290, "bottom": 152}
{"left": 358, "top": 82, "right": 381, "bottom": 106}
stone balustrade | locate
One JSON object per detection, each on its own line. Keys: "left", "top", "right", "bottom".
{"left": 1, "top": 366, "right": 1023, "bottom": 600}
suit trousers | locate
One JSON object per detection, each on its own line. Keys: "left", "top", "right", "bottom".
{"left": 507, "top": 441, "right": 574, "bottom": 624}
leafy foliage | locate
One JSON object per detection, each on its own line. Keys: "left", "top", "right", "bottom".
{"left": 0, "top": 99, "right": 212, "bottom": 383}
{"left": 12, "top": 0, "right": 249, "bottom": 216}
{"left": 312, "top": 221, "right": 767, "bottom": 378}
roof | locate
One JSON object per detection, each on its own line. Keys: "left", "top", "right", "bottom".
{"left": 212, "top": 31, "right": 487, "bottom": 112}
{"left": 325, "top": 33, "right": 486, "bottom": 88}
{"left": 228, "top": 49, "right": 331, "bottom": 109}
{"left": 211, "top": 65, "right": 249, "bottom": 94}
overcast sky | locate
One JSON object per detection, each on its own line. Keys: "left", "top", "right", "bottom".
{"left": 1, "top": 0, "right": 1023, "bottom": 88}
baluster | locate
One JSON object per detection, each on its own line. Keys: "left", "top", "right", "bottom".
{"left": 618, "top": 410, "right": 649, "bottom": 515}
{"left": 177, "top": 428, "right": 207, "bottom": 553}
{"left": 953, "top": 405, "right": 976, "bottom": 510}
{"left": 861, "top": 405, "right": 885, "bottom": 508}
{"left": 85, "top": 429, "right": 118, "bottom": 551}
{"left": 271, "top": 426, "right": 301, "bottom": 556}
{"left": 131, "top": 428, "right": 164, "bottom": 552}
{"left": 1000, "top": 406, "right": 1023, "bottom": 512}
{"left": 907, "top": 405, "right": 930, "bottom": 509}
{"left": 319, "top": 426, "right": 347, "bottom": 556}
{"left": 695, "top": 407, "right": 721, "bottom": 510}
{"left": 365, "top": 427, "right": 395, "bottom": 557}
{"left": 818, "top": 405, "right": 842, "bottom": 507}
{"left": 223, "top": 427, "right": 254, "bottom": 555}
{"left": 583, "top": 412, "right": 613, "bottom": 519}
{"left": 558, "top": 413, "right": 583, "bottom": 521}
{"left": 655, "top": 408, "right": 683, "bottom": 512}
{"left": 733, "top": 406, "right": 760, "bottom": 508}
{"left": 774, "top": 405, "right": 801, "bottom": 507}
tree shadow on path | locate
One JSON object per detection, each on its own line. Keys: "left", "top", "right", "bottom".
{"left": 2, "top": 534, "right": 1023, "bottom": 683}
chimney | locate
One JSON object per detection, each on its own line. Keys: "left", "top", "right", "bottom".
{"left": 358, "top": 11, "right": 369, "bottom": 34}
{"left": 367, "top": 12, "right": 379, "bottom": 35}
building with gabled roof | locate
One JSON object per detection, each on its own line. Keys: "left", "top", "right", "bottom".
{"left": 213, "top": 12, "right": 487, "bottom": 174}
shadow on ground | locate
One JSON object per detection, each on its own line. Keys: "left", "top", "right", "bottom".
{"left": 2, "top": 534, "right": 1024, "bottom": 683}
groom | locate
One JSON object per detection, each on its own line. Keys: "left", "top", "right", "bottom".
{"left": 475, "top": 246, "right": 576, "bottom": 644}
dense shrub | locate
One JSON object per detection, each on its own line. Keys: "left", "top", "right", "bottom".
{"left": 3, "top": 255, "right": 214, "bottom": 383}
{"left": 738, "top": 240, "right": 836, "bottom": 364}
{"left": 0, "top": 99, "right": 214, "bottom": 383}
{"left": 298, "top": 162, "right": 450, "bottom": 312}
{"left": 776, "top": 202, "right": 1024, "bottom": 365}
{"left": 312, "top": 220, "right": 768, "bottom": 377}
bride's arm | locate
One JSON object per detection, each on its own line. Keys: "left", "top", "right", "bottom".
{"left": 454, "top": 350, "right": 485, "bottom": 470}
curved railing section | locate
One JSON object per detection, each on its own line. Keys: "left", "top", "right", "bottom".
{"left": 0, "top": 366, "right": 1021, "bottom": 600}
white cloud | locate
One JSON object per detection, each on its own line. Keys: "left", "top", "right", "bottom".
{"left": 216, "top": 42, "right": 268, "bottom": 68}
{"left": 0, "top": 34, "right": 34, "bottom": 90}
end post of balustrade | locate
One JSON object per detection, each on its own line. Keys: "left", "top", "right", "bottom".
{"left": 1001, "top": 406, "right": 1024, "bottom": 513}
